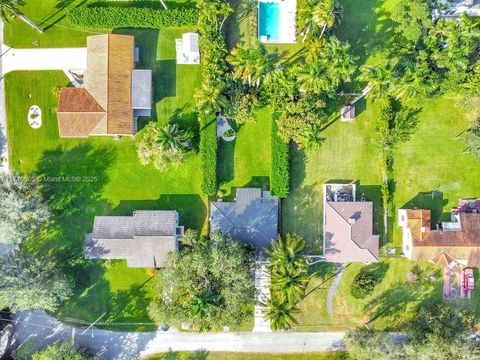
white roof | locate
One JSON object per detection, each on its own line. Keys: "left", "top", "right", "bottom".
{"left": 182, "top": 32, "right": 199, "bottom": 55}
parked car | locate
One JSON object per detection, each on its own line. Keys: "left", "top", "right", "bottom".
{"left": 463, "top": 268, "right": 475, "bottom": 290}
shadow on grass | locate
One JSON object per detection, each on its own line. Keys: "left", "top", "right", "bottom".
{"left": 364, "top": 264, "right": 442, "bottom": 329}
{"left": 401, "top": 191, "right": 449, "bottom": 225}
{"left": 115, "top": 194, "right": 207, "bottom": 230}
{"left": 151, "top": 349, "right": 209, "bottom": 360}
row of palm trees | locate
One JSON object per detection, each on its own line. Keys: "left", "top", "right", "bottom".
{"left": 264, "top": 234, "right": 311, "bottom": 330}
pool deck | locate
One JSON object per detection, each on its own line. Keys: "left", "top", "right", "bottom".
{"left": 259, "top": 0, "right": 296, "bottom": 44}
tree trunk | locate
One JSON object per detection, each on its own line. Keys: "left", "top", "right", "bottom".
{"left": 9, "top": 8, "right": 43, "bottom": 33}
{"left": 159, "top": 0, "right": 168, "bottom": 10}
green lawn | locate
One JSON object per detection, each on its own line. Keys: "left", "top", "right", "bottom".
{"left": 147, "top": 352, "right": 348, "bottom": 360}
{"left": 217, "top": 108, "right": 272, "bottom": 197}
{"left": 294, "top": 259, "right": 443, "bottom": 332}
{"left": 282, "top": 104, "right": 384, "bottom": 248}
{"left": 5, "top": 27, "right": 206, "bottom": 328}
{"left": 4, "top": 0, "right": 98, "bottom": 48}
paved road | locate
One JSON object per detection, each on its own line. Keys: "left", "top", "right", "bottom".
{"left": 9, "top": 311, "right": 345, "bottom": 359}
{"left": 2, "top": 46, "right": 87, "bottom": 74}
{"left": 253, "top": 261, "right": 271, "bottom": 332}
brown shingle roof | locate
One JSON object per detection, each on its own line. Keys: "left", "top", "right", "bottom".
{"left": 324, "top": 201, "right": 379, "bottom": 263}
{"left": 57, "top": 112, "right": 105, "bottom": 138}
{"left": 57, "top": 34, "right": 134, "bottom": 137}
{"left": 58, "top": 88, "right": 104, "bottom": 113}
{"left": 415, "top": 213, "right": 480, "bottom": 247}
{"left": 406, "top": 209, "right": 431, "bottom": 241}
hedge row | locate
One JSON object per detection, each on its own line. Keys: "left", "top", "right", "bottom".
{"left": 67, "top": 6, "right": 199, "bottom": 29}
{"left": 200, "top": 116, "right": 218, "bottom": 196}
{"left": 271, "top": 119, "right": 289, "bottom": 198}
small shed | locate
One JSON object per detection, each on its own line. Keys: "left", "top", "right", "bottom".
{"left": 175, "top": 32, "right": 200, "bottom": 65}
{"left": 341, "top": 105, "right": 355, "bottom": 122}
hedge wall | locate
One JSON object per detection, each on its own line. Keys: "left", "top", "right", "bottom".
{"left": 271, "top": 119, "right": 290, "bottom": 198}
{"left": 67, "top": 6, "right": 199, "bottom": 29}
{"left": 200, "top": 116, "right": 218, "bottom": 196}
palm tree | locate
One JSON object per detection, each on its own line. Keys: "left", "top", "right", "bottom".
{"left": 263, "top": 296, "right": 299, "bottom": 330}
{"left": 267, "top": 234, "right": 307, "bottom": 272}
{"left": 297, "top": 124, "right": 325, "bottom": 152}
{"left": 300, "top": 0, "right": 342, "bottom": 41}
{"left": 158, "top": 124, "right": 193, "bottom": 153}
{"left": 296, "top": 59, "right": 329, "bottom": 94}
{"left": 189, "top": 285, "right": 218, "bottom": 331}
{"left": 322, "top": 37, "right": 356, "bottom": 86}
{"left": 0, "top": 0, "right": 43, "bottom": 33}
{"left": 359, "top": 61, "right": 397, "bottom": 98}
{"left": 227, "top": 43, "right": 275, "bottom": 87}
{"left": 195, "top": 80, "right": 229, "bottom": 115}
{"left": 271, "top": 265, "right": 310, "bottom": 304}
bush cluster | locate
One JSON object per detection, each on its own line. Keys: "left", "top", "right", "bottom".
{"left": 199, "top": 116, "right": 217, "bottom": 195}
{"left": 351, "top": 270, "right": 379, "bottom": 299}
{"left": 270, "top": 119, "right": 289, "bottom": 198}
{"left": 67, "top": 6, "right": 199, "bottom": 29}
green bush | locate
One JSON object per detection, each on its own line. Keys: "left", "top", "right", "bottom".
{"left": 351, "top": 270, "right": 379, "bottom": 299}
{"left": 200, "top": 116, "right": 217, "bottom": 195}
{"left": 271, "top": 119, "right": 289, "bottom": 198}
{"left": 67, "top": 6, "right": 199, "bottom": 29}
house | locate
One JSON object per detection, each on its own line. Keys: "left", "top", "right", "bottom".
{"left": 57, "top": 34, "right": 152, "bottom": 138}
{"left": 84, "top": 210, "right": 183, "bottom": 268}
{"left": 210, "top": 188, "right": 279, "bottom": 250}
{"left": 436, "top": 0, "right": 480, "bottom": 19}
{"left": 399, "top": 198, "right": 480, "bottom": 266}
{"left": 175, "top": 32, "right": 200, "bottom": 64}
{"left": 323, "top": 184, "right": 379, "bottom": 263}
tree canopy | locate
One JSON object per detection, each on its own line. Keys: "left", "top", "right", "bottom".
{"left": 148, "top": 230, "right": 256, "bottom": 331}
{"left": 0, "top": 250, "right": 72, "bottom": 312}
{"left": 0, "top": 173, "right": 49, "bottom": 245}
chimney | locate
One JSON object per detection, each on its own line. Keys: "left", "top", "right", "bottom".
{"left": 349, "top": 217, "right": 356, "bottom": 225}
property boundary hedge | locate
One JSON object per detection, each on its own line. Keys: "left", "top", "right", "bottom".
{"left": 271, "top": 119, "right": 289, "bottom": 198}
{"left": 67, "top": 6, "right": 198, "bottom": 29}
{"left": 200, "top": 116, "right": 217, "bottom": 196}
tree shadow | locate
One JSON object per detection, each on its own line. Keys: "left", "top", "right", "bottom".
{"left": 401, "top": 191, "right": 449, "bottom": 225}
{"left": 363, "top": 264, "right": 443, "bottom": 330}
{"left": 361, "top": 261, "right": 390, "bottom": 284}
{"left": 114, "top": 194, "right": 207, "bottom": 230}
{"left": 42, "top": 0, "right": 90, "bottom": 32}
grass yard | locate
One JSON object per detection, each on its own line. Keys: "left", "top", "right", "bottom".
{"left": 282, "top": 104, "right": 384, "bottom": 248}
{"left": 147, "top": 351, "right": 348, "bottom": 360}
{"left": 217, "top": 108, "right": 272, "bottom": 197}
{"left": 392, "top": 96, "right": 480, "bottom": 245}
{"left": 4, "top": 0, "right": 98, "bottom": 48}
{"left": 294, "top": 258, "right": 443, "bottom": 331}
{"left": 5, "top": 27, "right": 206, "bottom": 328}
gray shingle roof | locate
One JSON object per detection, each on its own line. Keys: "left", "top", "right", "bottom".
{"left": 210, "top": 188, "right": 279, "bottom": 250}
{"left": 85, "top": 210, "right": 178, "bottom": 268}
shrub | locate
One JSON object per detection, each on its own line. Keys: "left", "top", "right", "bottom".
{"left": 270, "top": 119, "right": 289, "bottom": 198}
{"left": 67, "top": 6, "right": 198, "bottom": 29}
{"left": 351, "top": 271, "right": 378, "bottom": 299}
{"left": 199, "top": 116, "right": 217, "bottom": 195}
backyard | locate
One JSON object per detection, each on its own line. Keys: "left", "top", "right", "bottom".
{"left": 5, "top": 0, "right": 272, "bottom": 328}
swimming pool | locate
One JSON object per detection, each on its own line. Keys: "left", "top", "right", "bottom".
{"left": 258, "top": 2, "right": 280, "bottom": 42}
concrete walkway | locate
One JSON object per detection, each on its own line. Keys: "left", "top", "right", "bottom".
{"left": 1, "top": 46, "right": 87, "bottom": 75}
{"left": 9, "top": 311, "right": 345, "bottom": 359}
{"left": 327, "top": 265, "right": 344, "bottom": 316}
{"left": 253, "top": 261, "right": 271, "bottom": 332}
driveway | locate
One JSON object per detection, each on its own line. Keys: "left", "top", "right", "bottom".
{"left": 9, "top": 311, "right": 345, "bottom": 359}
{"left": 2, "top": 46, "right": 87, "bottom": 75}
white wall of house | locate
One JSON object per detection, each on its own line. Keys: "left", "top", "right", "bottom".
{"left": 398, "top": 209, "right": 413, "bottom": 259}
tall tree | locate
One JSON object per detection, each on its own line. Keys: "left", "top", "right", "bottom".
{"left": 299, "top": 0, "right": 342, "bottom": 41}
{"left": 0, "top": 173, "right": 50, "bottom": 245}
{"left": 265, "top": 234, "right": 310, "bottom": 330}
{"left": 228, "top": 42, "right": 275, "bottom": 87}
{"left": 148, "top": 231, "right": 256, "bottom": 331}
{"left": 360, "top": 61, "right": 397, "bottom": 98}
{"left": 0, "top": 250, "right": 73, "bottom": 312}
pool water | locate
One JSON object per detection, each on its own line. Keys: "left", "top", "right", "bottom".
{"left": 258, "top": 2, "right": 280, "bottom": 42}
